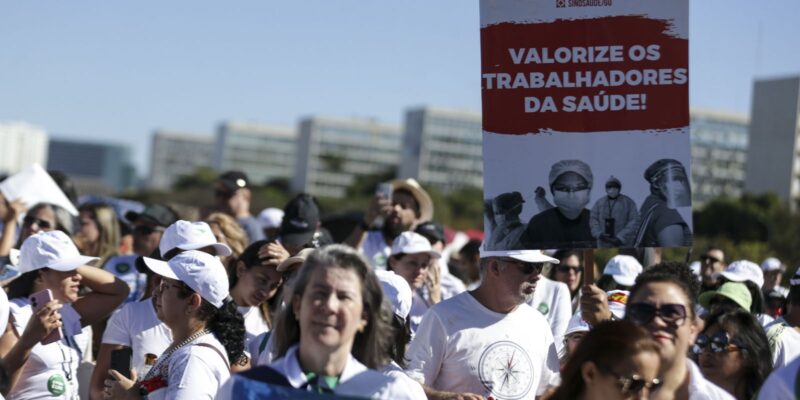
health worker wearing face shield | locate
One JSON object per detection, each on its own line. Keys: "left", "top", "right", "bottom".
{"left": 634, "top": 159, "right": 692, "bottom": 248}
{"left": 522, "top": 160, "right": 596, "bottom": 249}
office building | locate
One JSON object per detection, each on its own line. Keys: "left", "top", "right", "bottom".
{"left": 689, "top": 109, "right": 749, "bottom": 207}
{"left": 293, "top": 116, "right": 401, "bottom": 198}
{"left": 214, "top": 121, "right": 296, "bottom": 186}
{"left": 47, "top": 138, "right": 136, "bottom": 193}
{"left": 744, "top": 76, "right": 800, "bottom": 211}
{"left": 398, "top": 107, "right": 483, "bottom": 192}
{"left": 0, "top": 122, "right": 48, "bottom": 175}
{"left": 149, "top": 131, "right": 214, "bottom": 189}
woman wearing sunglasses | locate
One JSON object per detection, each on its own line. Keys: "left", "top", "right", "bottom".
{"left": 548, "top": 320, "right": 662, "bottom": 400}
{"left": 694, "top": 309, "right": 772, "bottom": 400}
{"left": 625, "top": 262, "right": 734, "bottom": 400}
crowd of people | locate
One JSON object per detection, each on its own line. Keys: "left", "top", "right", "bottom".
{"left": 0, "top": 168, "right": 798, "bottom": 399}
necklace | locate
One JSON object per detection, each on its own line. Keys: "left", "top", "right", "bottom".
{"left": 143, "top": 328, "right": 209, "bottom": 380}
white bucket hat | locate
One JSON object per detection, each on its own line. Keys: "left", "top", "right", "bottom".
{"left": 160, "top": 220, "right": 232, "bottom": 258}
{"left": 391, "top": 232, "right": 441, "bottom": 259}
{"left": 602, "top": 255, "right": 643, "bottom": 287}
{"left": 376, "top": 270, "right": 412, "bottom": 320}
{"left": 714, "top": 260, "right": 764, "bottom": 288}
{"left": 479, "top": 248, "right": 560, "bottom": 264}
{"left": 18, "top": 231, "right": 98, "bottom": 274}
{"left": 143, "top": 250, "right": 229, "bottom": 308}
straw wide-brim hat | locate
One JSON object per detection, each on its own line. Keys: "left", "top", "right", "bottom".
{"left": 390, "top": 178, "right": 434, "bottom": 222}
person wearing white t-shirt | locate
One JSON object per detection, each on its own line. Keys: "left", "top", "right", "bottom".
{"left": 105, "top": 251, "right": 246, "bottom": 400}
{"left": 405, "top": 248, "right": 561, "bottom": 400}
{"left": 527, "top": 276, "right": 571, "bottom": 344}
{"left": 0, "top": 231, "right": 129, "bottom": 400}
{"left": 91, "top": 220, "right": 233, "bottom": 399}
{"left": 758, "top": 355, "right": 800, "bottom": 399}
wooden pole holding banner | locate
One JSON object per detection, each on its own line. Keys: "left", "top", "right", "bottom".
{"left": 583, "top": 249, "right": 594, "bottom": 286}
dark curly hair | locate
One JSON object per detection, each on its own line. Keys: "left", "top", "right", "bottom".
{"left": 176, "top": 284, "right": 246, "bottom": 365}
{"left": 700, "top": 309, "right": 773, "bottom": 400}
{"left": 629, "top": 261, "right": 700, "bottom": 317}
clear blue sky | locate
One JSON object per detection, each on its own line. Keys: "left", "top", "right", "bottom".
{"left": 1, "top": 1, "right": 799, "bottom": 177}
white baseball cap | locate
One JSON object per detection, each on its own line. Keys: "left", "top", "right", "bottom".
{"left": 564, "top": 313, "right": 589, "bottom": 336}
{"left": 714, "top": 260, "right": 764, "bottom": 288}
{"left": 602, "top": 255, "right": 642, "bottom": 287}
{"left": 143, "top": 250, "right": 229, "bottom": 308}
{"left": 376, "top": 270, "right": 412, "bottom": 319}
{"left": 18, "top": 231, "right": 98, "bottom": 274}
{"left": 607, "top": 289, "right": 629, "bottom": 319}
{"left": 761, "top": 257, "right": 785, "bottom": 272}
{"left": 258, "top": 208, "right": 284, "bottom": 230}
{"left": 391, "top": 232, "right": 441, "bottom": 259}
{"left": 160, "top": 220, "right": 232, "bottom": 258}
{"left": 479, "top": 248, "right": 560, "bottom": 264}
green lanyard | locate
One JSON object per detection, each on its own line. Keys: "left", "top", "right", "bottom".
{"left": 304, "top": 372, "right": 340, "bottom": 394}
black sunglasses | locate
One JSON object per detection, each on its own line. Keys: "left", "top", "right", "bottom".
{"left": 598, "top": 364, "right": 662, "bottom": 397}
{"left": 627, "top": 303, "right": 688, "bottom": 326}
{"left": 501, "top": 259, "right": 544, "bottom": 275}
{"left": 23, "top": 216, "right": 52, "bottom": 229}
{"left": 693, "top": 332, "right": 744, "bottom": 354}
{"left": 556, "top": 265, "right": 583, "bottom": 274}
{"left": 134, "top": 225, "right": 165, "bottom": 236}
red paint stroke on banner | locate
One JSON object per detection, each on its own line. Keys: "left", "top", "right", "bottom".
{"left": 481, "top": 16, "right": 688, "bottom": 134}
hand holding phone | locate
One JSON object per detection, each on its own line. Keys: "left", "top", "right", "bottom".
{"left": 110, "top": 347, "right": 133, "bottom": 379}
{"left": 29, "top": 289, "right": 64, "bottom": 345}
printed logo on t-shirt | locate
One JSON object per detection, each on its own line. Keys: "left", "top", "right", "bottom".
{"left": 47, "top": 374, "right": 66, "bottom": 396}
{"left": 537, "top": 302, "right": 550, "bottom": 315}
{"left": 115, "top": 262, "right": 131, "bottom": 274}
{"left": 478, "top": 341, "right": 535, "bottom": 400}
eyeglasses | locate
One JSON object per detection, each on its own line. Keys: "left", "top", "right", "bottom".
{"left": 501, "top": 259, "right": 544, "bottom": 275}
{"left": 693, "top": 332, "right": 744, "bottom": 354}
{"left": 627, "top": 303, "right": 688, "bottom": 327}
{"left": 134, "top": 225, "right": 165, "bottom": 236}
{"left": 23, "top": 216, "right": 52, "bottom": 229}
{"left": 556, "top": 265, "right": 583, "bottom": 274}
{"left": 598, "top": 364, "right": 662, "bottom": 397}
{"left": 700, "top": 255, "right": 721, "bottom": 264}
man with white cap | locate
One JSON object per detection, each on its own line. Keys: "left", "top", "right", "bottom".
{"left": 1, "top": 231, "right": 129, "bottom": 400}
{"left": 405, "top": 248, "right": 560, "bottom": 400}
{"left": 91, "top": 220, "right": 233, "bottom": 399}
{"left": 762, "top": 257, "right": 789, "bottom": 298}
{"left": 387, "top": 231, "right": 440, "bottom": 333}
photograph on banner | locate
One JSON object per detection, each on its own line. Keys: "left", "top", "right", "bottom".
{"left": 480, "top": 0, "right": 690, "bottom": 251}
{"left": 482, "top": 131, "right": 692, "bottom": 251}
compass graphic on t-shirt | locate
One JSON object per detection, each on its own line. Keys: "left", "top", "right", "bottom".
{"left": 478, "top": 340, "right": 534, "bottom": 400}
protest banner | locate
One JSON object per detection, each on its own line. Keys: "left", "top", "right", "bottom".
{"left": 480, "top": 0, "right": 691, "bottom": 251}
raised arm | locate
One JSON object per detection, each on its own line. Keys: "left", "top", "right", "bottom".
{"left": 72, "top": 266, "right": 129, "bottom": 327}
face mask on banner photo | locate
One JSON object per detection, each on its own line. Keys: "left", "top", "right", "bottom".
{"left": 553, "top": 189, "right": 590, "bottom": 220}
{"left": 660, "top": 168, "right": 691, "bottom": 209}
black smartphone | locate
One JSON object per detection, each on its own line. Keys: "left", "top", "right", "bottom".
{"left": 110, "top": 347, "right": 133, "bottom": 379}
{"left": 604, "top": 218, "right": 615, "bottom": 236}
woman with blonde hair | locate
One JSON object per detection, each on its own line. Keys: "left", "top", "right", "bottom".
{"left": 205, "top": 213, "right": 247, "bottom": 263}
{"left": 75, "top": 203, "right": 120, "bottom": 266}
